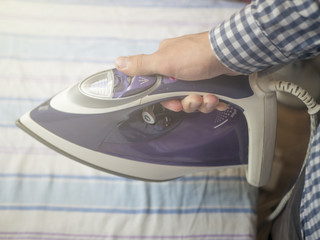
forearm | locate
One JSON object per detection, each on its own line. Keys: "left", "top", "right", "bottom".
{"left": 210, "top": 0, "right": 320, "bottom": 74}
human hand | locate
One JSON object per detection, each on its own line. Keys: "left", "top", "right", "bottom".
{"left": 115, "top": 32, "right": 238, "bottom": 113}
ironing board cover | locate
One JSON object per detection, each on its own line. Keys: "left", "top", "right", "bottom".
{"left": 0, "top": 1, "right": 257, "bottom": 239}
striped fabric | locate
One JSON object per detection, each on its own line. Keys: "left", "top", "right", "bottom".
{"left": 0, "top": 1, "right": 257, "bottom": 239}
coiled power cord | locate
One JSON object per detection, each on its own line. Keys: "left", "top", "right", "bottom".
{"left": 266, "top": 80, "right": 320, "bottom": 221}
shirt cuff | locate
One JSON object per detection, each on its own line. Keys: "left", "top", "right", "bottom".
{"left": 209, "top": 4, "right": 286, "bottom": 74}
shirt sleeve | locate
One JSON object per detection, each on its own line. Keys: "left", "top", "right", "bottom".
{"left": 210, "top": 0, "right": 320, "bottom": 74}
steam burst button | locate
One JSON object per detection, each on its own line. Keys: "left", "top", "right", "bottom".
{"left": 121, "top": 75, "right": 157, "bottom": 97}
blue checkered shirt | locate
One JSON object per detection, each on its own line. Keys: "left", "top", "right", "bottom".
{"left": 210, "top": 1, "right": 320, "bottom": 238}
{"left": 210, "top": 0, "right": 320, "bottom": 74}
{"left": 300, "top": 126, "right": 320, "bottom": 239}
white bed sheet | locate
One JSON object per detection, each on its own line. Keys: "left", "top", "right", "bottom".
{"left": 0, "top": 1, "right": 258, "bottom": 239}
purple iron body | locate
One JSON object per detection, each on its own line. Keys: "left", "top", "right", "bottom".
{"left": 17, "top": 68, "right": 277, "bottom": 186}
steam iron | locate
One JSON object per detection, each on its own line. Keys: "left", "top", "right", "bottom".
{"left": 17, "top": 68, "right": 277, "bottom": 187}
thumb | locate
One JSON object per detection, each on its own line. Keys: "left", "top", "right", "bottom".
{"left": 115, "top": 54, "right": 157, "bottom": 76}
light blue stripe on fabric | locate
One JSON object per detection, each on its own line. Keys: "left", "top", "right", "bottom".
{"left": 0, "top": 232, "right": 255, "bottom": 240}
{"left": 0, "top": 124, "right": 16, "bottom": 128}
{"left": 0, "top": 177, "right": 255, "bottom": 209}
{"left": 0, "top": 33, "right": 159, "bottom": 64}
{"left": 0, "top": 205, "right": 254, "bottom": 214}
{"left": 0, "top": 97, "right": 45, "bottom": 102}
{"left": 14, "top": 0, "right": 245, "bottom": 9}
{"left": 0, "top": 173, "right": 246, "bottom": 182}
{"left": 0, "top": 98, "right": 41, "bottom": 126}
{"left": 0, "top": 233, "right": 255, "bottom": 240}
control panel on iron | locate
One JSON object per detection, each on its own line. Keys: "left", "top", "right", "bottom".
{"left": 17, "top": 68, "right": 281, "bottom": 187}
